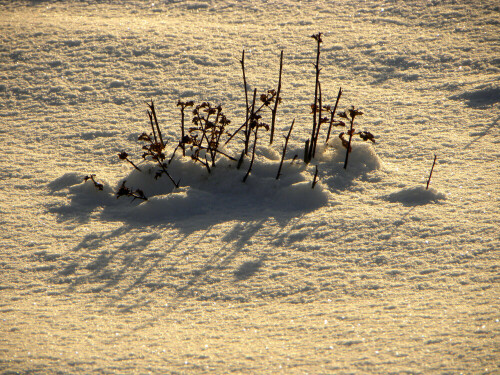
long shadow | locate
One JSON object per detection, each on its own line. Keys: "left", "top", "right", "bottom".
{"left": 175, "top": 219, "right": 266, "bottom": 297}
{"left": 383, "top": 206, "right": 417, "bottom": 241}
{"left": 464, "top": 115, "right": 498, "bottom": 149}
{"left": 56, "top": 224, "right": 166, "bottom": 295}
{"left": 45, "top": 158, "right": 343, "bottom": 312}
{"left": 105, "top": 203, "right": 415, "bottom": 340}
{"left": 49, "top": 178, "right": 419, "bottom": 344}
{"left": 43, "top": 142, "right": 382, "bottom": 335}
{"left": 50, "top": 210, "right": 298, "bottom": 318}
{"left": 45, "top": 165, "right": 315, "bottom": 316}
{"left": 234, "top": 256, "right": 266, "bottom": 281}
{"left": 105, "top": 214, "right": 303, "bottom": 314}
{"left": 99, "top": 218, "right": 276, "bottom": 343}
{"left": 104, "top": 232, "right": 190, "bottom": 309}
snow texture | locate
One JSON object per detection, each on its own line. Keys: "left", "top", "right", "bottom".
{"left": 0, "top": 0, "right": 499, "bottom": 374}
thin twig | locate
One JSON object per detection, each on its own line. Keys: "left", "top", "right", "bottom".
{"left": 147, "top": 110, "right": 158, "bottom": 145}
{"left": 116, "top": 181, "right": 147, "bottom": 201}
{"left": 343, "top": 116, "right": 355, "bottom": 170}
{"left": 246, "top": 88, "right": 257, "bottom": 154}
{"left": 325, "top": 87, "right": 342, "bottom": 143}
{"left": 236, "top": 150, "right": 245, "bottom": 169}
{"left": 241, "top": 50, "right": 250, "bottom": 154}
{"left": 147, "top": 100, "right": 164, "bottom": 148}
{"left": 276, "top": 119, "right": 295, "bottom": 179}
{"left": 225, "top": 122, "right": 246, "bottom": 146}
{"left": 180, "top": 106, "right": 186, "bottom": 156}
{"left": 312, "top": 81, "right": 322, "bottom": 158}
{"left": 225, "top": 91, "right": 276, "bottom": 147}
{"left": 270, "top": 50, "right": 283, "bottom": 145}
{"left": 312, "top": 165, "right": 319, "bottom": 189}
{"left": 119, "top": 152, "right": 141, "bottom": 171}
{"left": 308, "top": 32, "right": 322, "bottom": 161}
{"left": 426, "top": 154, "right": 437, "bottom": 190}
{"left": 157, "top": 161, "right": 180, "bottom": 188}
{"left": 84, "top": 174, "right": 103, "bottom": 191}
{"left": 197, "top": 145, "right": 237, "bottom": 162}
{"left": 168, "top": 143, "right": 181, "bottom": 164}
{"left": 126, "top": 158, "right": 141, "bottom": 172}
{"left": 243, "top": 125, "right": 258, "bottom": 182}
{"left": 304, "top": 139, "right": 310, "bottom": 164}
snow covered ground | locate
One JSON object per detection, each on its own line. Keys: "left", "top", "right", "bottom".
{"left": 0, "top": 0, "right": 499, "bottom": 373}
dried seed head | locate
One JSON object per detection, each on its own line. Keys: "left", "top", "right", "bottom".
{"left": 348, "top": 106, "right": 363, "bottom": 119}
{"left": 359, "top": 131, "right": 375, "bottom": 143}
{"left": 311, "top": 32, "right": 323, "bottom": 43}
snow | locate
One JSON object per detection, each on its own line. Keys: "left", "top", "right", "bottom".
{"left": 382, "top": 186, "right": 446, "bottom": 206}
{"left": 0, "top": 0, "right": 499, "bottom": 374}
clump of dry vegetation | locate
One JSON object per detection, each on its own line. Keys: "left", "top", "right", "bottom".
{"left": 337, "top": 106, "right": 375, "bottom": 169}
{"left": 86, "top": 33, "right": 378, "bottom": 199}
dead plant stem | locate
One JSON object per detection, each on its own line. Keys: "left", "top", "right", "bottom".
{"left": 326, "top": 87, "right": 342, "bottom": 143}
{"left": 309, "top": 33, "right": 322, "bottom": 161}
{"left": 426, "top": 154, "right": 437, "bottom": 190}
{"left": 312, "top": 81, "right": 322, "bottom": 157}
{"left": 241, "top": 50, "right": 250, "bottom": 154}
{"left": 148, "top": 101, "right": 164, "bottom": 148}
{"left": 276, "top": 119, "right": 295, "bottom": 179}
{"left": 343, "top": 116, "right": 355, "bottom": 169}
{"left": 270, "top": 50, "right": 283, "bottom": 145}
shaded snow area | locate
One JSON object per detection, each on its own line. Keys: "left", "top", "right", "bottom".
{"left": 0, "top": 0, "right": 499, "bottom": 373}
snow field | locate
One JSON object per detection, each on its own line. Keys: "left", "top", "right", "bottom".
{"left": 0, "top": 0, "right": 498, "bottom": 373}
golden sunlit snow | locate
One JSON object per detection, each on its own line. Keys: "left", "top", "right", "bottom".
{"left": 0, "top": 1, "right": 498, "bottom": 373}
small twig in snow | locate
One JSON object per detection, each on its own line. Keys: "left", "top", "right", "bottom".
{"left": 426, "top": 154, "right": 437, "bottom": 190}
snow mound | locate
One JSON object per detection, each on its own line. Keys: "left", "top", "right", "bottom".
{"left": 49, "top": 145, "right": 333, "bottom": 223}
{"left": 382, "top": 186, "right": 446, "bottom": 206}
{"left": 48, "top": 140, "right": 384, "bottom": 223}
{"left": 312, "top": 137, "right": 382, "bottom": 191}
{"left": 112, "top": 150, "right": 333, "bottom": 222}
{"left": 47, "top": 172, "right": 85, "bottom": 193}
